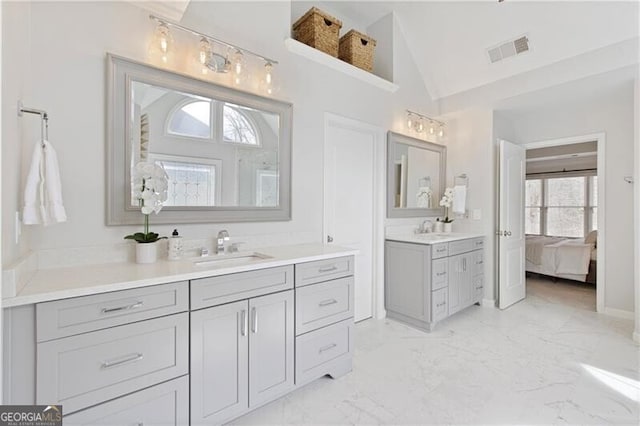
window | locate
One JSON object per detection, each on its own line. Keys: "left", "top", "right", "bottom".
{"left": 150, "top": 155, "right": 221, "bottom": 207}
{"left": 525, "top": 179, "right": 542, "bottom": 235}
{"left": 223, "top": 105, "right": 259, "bottom": 145}
{"left": 525, "top": 175, "right": 597, "bottom": 238}
{"left": 167, "top": 100, "right": 211, "bottom": 139}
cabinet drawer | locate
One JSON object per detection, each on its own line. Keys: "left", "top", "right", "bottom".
{"left": 37, "top": 313, "right": 189, "bottom": 414}
{"left": 36, "top": 282, "right": 188, "bottom": 342}
{"left": 472, "top": 237, "right": 485, "bottom": 250}
{"left": 474, "top": 275, "right": 485, "bottom": 302}
{"left": 64, "top": 376, "right": 189, "bottom": 426}
{"left": 191, "top": 265, "right": 293, "bottom": 310}
{"left": 431, "top": 288, "right": 448, "bottom": 322}
{"left": 431, "top": 243, "right": 449, "bottom": 259}
{"left": 296, "top": 319, "right": 354, "bottom": 385}
{"left": 449, "top": 239, "right": 474, "bottom": 256}
{"left": 295, "top": 256, "right": 354, "bottom": 287}
{"left": 296, "top": 277, "right": 354, "bottom": 335}
{"left": 473, "top": 250, "right": 484, "bottom": 275}
{"left": 431, "top": 259, "right": 449, "bottom": 291}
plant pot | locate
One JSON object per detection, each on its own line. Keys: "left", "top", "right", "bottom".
{"left": 443, "top": 222, "right": 453, "bottom": 233}
{"left": 136, "top": 241, "right": 158, "bottom": 264}
{"left": 434, "top": 221, "right": 444, "bottom": 233}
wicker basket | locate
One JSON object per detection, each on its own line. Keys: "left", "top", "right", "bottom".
{"left": 339, "top": 29, "right": 377, "bottom": 72}
{"left": 292, "top": 7, "right": 343, "bottom": 57}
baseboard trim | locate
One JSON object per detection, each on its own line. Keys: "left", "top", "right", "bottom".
{"left": 601, "top": 307, "right": 634, "bottom": 320}
{"left": 481, "top": 299, "right": 496, "bottom": 308}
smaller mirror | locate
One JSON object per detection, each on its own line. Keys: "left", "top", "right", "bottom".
{"left": 387, "top": 131, "right": 446, "bottom": 218}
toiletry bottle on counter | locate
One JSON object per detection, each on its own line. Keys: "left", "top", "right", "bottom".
{"left": 168, "top": 229, "right": 183, "bottom": 260}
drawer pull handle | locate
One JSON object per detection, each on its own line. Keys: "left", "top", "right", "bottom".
{"left": 318, "top": 266, "right": 338, "bottom": 273}
{"left": 101, "top": 301, "right": 143, "bottom": 314}
{"left": 318, "top": 299, "right": 338, "bottom": 307}
{"left": 251, "top": 307, "right": 258, "bottom": 334}
{"left": 241, "top": 310, "right": 248, "bottom": 336}
{"left": 437, "top": 248, "right": 446, "bottom": 253}
{"left": 436, "top": 302, "right": 446, "bottom": 307}
{"left": 477, "top": 261, "right": 484, "bottom": 265}
{"left": 101, "top": 352, "right": 143, "bottom": 369}
{"left": 319, "top": 343, "right": 337, "bottom": 353}
{"left": 436, "top": 272, "right": 446, "bottom": 277}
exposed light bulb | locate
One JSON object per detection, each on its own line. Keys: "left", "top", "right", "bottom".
{"left": 264, "top": 62, "right": 274, "bottom": 94}
{"left": 199, "top": 37, "right": 211, "bottom": 65}
{"left": 231, "top": 49, "right": 245, "bottom": 85}
{"left": 416, "top": 119, "right": 425, "bottom": 133}
{"left": 429, "top": 123, "right": 435, "bottom": 135}
{"left": 438, "top": 126, "right": 445, "bottom": 138}
{"left": 407, "top": 114, "right": 413, "bottom": 129}
{"left": 154, "top": 23, "right": 172, "bottom": 63}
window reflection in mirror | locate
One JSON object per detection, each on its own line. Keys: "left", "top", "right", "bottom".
{"left": 130, "top": 81, "right": 280, "bottom": 208}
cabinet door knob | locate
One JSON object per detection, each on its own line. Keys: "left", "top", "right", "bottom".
{"left": 327, "top": 235, "right": 334, "bottom": 243}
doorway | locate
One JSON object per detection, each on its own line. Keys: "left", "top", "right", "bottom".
{"left": 522, "top": 133, "right": 605, "bottom": 312}
{"left": 323, "top": 114, "right": 385, "bottom": 322}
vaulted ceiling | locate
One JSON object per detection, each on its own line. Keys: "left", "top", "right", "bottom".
{"left": 311, "top": 0, "right": 639, "bottom": 100}
{"left": 134, "top": 1, "right": 640, "bottom": 103}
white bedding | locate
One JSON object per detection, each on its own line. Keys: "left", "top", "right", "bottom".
{"left": 525, "top": 236, "right": 594, "bottom": 281}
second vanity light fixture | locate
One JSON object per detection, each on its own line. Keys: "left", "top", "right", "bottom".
{"left": 406, "top": 110, "right": 446, "bottom": 138}
{"left": 149, "top": 15, "right": 278, "bottom": 94}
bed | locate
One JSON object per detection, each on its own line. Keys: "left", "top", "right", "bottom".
{"left": 525, "top": 233, "right": 597, "bottom": 284}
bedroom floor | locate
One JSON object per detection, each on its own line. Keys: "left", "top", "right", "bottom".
{"left": 527, "top": 274, "right": 596, "bottom": 312}
{"left": 233, "top": 285, "right": 637, "bottom": 425}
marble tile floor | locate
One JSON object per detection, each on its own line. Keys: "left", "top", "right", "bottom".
{"left": 233, "top": 281, "right": 639, "bottom": 425}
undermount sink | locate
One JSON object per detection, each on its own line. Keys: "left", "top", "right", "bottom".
{"left": 415, "top": 233, "right": 449, "bottom": 240}
{"left": 192, "top": 252, "right": 272, "bottom": 267}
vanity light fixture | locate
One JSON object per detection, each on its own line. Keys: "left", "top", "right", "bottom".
{"left": 406, "top": 109, "right": 446, "bottom": 139}
{"left": 149, "top": 15, "right": 279, "bottom": 94}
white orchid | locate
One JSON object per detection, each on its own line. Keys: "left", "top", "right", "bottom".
{"left": 439, "top": 187, "right": 454, "bottom": 223}
{"left": 125, "top": 162, "right": 169, "bottom": 244}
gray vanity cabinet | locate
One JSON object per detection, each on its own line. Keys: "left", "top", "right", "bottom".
{"left": 385, "top": 237, "right": 485, "bottom": 331}
{"left": 190, "top": 290, "right": 294, "bottom": 424}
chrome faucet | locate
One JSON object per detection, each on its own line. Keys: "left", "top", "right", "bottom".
{"left": 200, "top": 247, "right": 209, "bottom": 257}
{"left": 217, "top": 230, "right": 230, "bottom": 254}
{"left": 421, "top": 220, "right": 433, "bottom": 233}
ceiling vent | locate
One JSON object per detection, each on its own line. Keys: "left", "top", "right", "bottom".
{"left": 487, "top": 35, "right": 530, "bottom": 64}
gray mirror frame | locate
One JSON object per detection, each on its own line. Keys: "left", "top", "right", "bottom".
{"left": 387, "top": 131, "right": 446, "bottom": 218}
{"left": 106, "top": 54, "right": 292, "bottom": 225}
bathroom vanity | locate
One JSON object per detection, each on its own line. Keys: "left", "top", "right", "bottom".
{"left": 2, "top": 245, "right": 356, "bottom": 425}
{"left": 385, "top": 233, "right": 485, "bottom": 331}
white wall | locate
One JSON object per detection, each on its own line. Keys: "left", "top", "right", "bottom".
{"left": 1, "top": 1, "right": 32, "bottom": 266}
{"left": 443, "top": 108, "right": 496, "bottom": 303}
{"left": 634, "top": 71, "right": 640, "bottom": 340}
{"left": 509, "top": 83, "right": 635, "bottom": 314}
{"left": 1, "top": 1, "right": 437, "bottom": 266}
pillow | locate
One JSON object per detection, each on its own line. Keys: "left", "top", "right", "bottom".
{"left": 585, "top": 230, "right": 598, "bottom": 246}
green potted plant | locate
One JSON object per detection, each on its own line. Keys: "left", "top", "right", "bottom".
{"left": 125, "top": 162, "right": 169, "bottom": 263}
{"left": 439, "top": 187, "right": 454, "bottom": 233}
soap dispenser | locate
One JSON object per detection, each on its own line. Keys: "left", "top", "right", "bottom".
{"left": 168, "top": 229, "right": 184, "bottom": 260}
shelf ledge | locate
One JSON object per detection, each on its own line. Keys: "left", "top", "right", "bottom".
{"left": 284, "top": 38, "right": 399, "bottom": 93}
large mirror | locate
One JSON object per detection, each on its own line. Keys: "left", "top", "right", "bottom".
{"left": 107, "top": 54, "right": 292, "bottom": 225}
{"left": 387, "top": 131, "right": 446, "bottom": 218}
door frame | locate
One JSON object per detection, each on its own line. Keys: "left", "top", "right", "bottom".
{"left": 323, "top": 113, "right": 386, "bottom": 320}
{"left": 523, "top": 132, "right": 606, "bottom": 313}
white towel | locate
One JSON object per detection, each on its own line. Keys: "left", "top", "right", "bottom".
{"left": 452, "top": 185, "right": 467, "bottom": 215}
{"left": 23, "top": 140, "right": 67, "bottom": 225}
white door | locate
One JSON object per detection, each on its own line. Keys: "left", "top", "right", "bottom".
{"left": 324, "top": 115, "right": 380, "bottom": 322}
{"left": 498, "top": 139, "right": 526, "bottom": 309}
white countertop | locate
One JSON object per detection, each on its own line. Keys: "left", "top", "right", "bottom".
{"left": 2, "top": 244, "right": 358, "bottom": 308}
{"left": 386, "top": 233, "right": 485, "bottom": 245}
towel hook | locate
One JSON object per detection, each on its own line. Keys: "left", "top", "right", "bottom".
{"left": 18, "top": 101, "right": 49, "bottom": 146}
